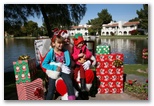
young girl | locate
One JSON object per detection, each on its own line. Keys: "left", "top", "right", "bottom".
{"left": 72, "top": 33, "right": 93, "bottom": 92}
{"left": 42, "top": 34, "right": 75, "bottom": 100}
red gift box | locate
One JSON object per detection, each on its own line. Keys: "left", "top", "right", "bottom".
{"left": 96, "top": 53, "right": 124, "bottom": 94}
{"left": 16, "top": 78, "right": 44, "bottom": 100}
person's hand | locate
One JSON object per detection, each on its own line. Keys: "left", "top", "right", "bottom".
{"left": 78, "top": 53, "right": 84, "bottom": 58}
{"left": 90, "top": 55, "right": 96, "bottom": 66}
{"left": 61, "top": 64, "right": 71, "bottom": 74}
{"left": 82, "top": 60, "right": 91, "bottom": 70}
{"left": 56, "top": 66, "right": 61, "bottom": 72}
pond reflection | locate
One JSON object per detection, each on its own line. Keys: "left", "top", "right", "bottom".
{"left": 4, "top": 37, "right": 148, "bottom": 73}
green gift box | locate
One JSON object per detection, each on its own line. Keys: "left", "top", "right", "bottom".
{"left": 13, "top": 58, "right": 37, "bottom": 84}
{"left": 96, "top": 44, "right": 111, "bottom": 54}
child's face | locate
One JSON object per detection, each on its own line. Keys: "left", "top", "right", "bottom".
{"left": 77, "top": 41, "right": 84, "bottom": 49}
{"left": 52, "top": 38, "right": 63, "bottom": 50}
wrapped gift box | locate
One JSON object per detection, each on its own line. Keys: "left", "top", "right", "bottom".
{"left": 34, "top": 39, "right": 51, "bottom": 65}
{"left": 98, "top": 80, "right": 123, "bottom": 94}
{"left": 16, "top": 78, "right": 44, "bottom": 100}
{"left": 96, "top": 43, "right": 111, "bottom": 54}
{"left": 13, "top": 58, "right": 37, "bottom": 84}
{"left": 96, "top": 53, "right": 124, "bottom": 94}
{"left": 96, "top": 53, "right": 124, "bottom": 62}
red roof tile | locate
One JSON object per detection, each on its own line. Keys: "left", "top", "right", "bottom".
{"left": 123, "top": 21, "right": 140, "bottom": 26}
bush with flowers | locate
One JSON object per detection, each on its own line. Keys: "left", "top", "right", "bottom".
{"left": 124, "top": 79, "right": 148, "bottom": 100}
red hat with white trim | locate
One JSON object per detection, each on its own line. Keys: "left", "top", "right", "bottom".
{"left": 73, "top": 33, "right": 84, "bottom": 46}
{"left": 59, "top": 30, "right": 70, "bottom": 38}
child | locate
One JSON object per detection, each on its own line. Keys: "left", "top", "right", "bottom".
{"left": 72, "top": 33, "right": 93, "bottom": 92}
{"left": 42, "top": 34, "right": 75, "bottom": 100}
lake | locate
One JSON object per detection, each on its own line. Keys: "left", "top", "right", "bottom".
{"left": 4, "top": 37, "right": 148, "bottom": 73}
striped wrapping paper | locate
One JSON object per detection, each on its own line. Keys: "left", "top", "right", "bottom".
{"left": 16, "top": 78, "right": 44, "bottom": 100}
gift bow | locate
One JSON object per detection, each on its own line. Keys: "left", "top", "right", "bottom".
{"left": 34, "top": 87, "right": 43, "bottom": 98}
{"left": 18, "top": 55, "right": 30, "bottom": 60}
{"left": 113, "top": 59, "right": 123, "bottom": 68}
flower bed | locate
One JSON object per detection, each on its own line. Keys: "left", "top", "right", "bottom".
{"left": 124, "top": 79, "right": 148, "bottom": 100}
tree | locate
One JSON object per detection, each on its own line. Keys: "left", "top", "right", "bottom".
{"left": 86, "top": 20, "right": 91, "bottom": 25}
{"left": 129, "top": 17, "right": 139, "bottom": 22}
{"left": 136, "top": 4, "right": 148, "bottom": 31}
{"left": 21, "top": 21, "right": 38, "bottom": 36}
{"left": 88, "top": 9, "right": 112, "bottom": 35}
{"left": 4, "top": 4, "right": 87, "bottom": 38}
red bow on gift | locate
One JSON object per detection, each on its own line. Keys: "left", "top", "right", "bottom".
{"left": 34, "top": 87, "right": 43, "bottom": 98}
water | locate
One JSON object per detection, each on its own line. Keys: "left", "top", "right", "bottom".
{"left": 4, "top": 37, "right": 148, "bottom": 73}
{"left": 4, "top": 38, "right": 36, "bottom": 73}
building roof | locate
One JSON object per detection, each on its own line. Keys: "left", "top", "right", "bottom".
{"left": 70, "top": 25, "right": 91, "bottom": 29}
{"left": 103, "top": 23, "right": 118, "bottom": 27}
{"left": 123, "top": 21, "right": 140, "bottom": 26}
{"left": 102, "top": 21, "right": 140, "bottom": 27}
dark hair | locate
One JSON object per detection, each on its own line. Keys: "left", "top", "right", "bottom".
{"left": 51, "top": 35, "right": 64, "bottom": 47}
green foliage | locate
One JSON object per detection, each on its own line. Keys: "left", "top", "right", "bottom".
{"left": 137, "top": 4, "right": 148, "bottom": 31}
{"left": 129, "top": 17, "right": 139, "bottom": 22}
{"left": 124, "top": 81, "right": 148, "bottom": 100}
{"left": 88, "top": 9, "right": 112, "bottom": 35}
{"left": 20, "top": 21, "right": 38, "bottom": 36}
{"left": 4, "top": 4, "right": 87, "bottom": 37}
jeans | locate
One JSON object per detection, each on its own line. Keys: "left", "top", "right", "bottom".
{"left": 45, "top": 78, "right": 56, "bottom": 100}
{"left": 45, "top": 72, "right": 75, "bottom": 100}
{"left": 60, "top": 72, "right": 75, "bottom": 96}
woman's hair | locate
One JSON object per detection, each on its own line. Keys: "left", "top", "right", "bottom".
{"left": 51, "top": 35, "right": 64, "bottom": 47}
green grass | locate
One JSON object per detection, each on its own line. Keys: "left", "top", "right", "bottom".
{"left": 124, "top": 64, "right": 148, "bottom": 77}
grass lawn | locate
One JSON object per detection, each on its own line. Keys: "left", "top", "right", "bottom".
{"left": 124, "top": 64, "right": 148, "bottom": 77}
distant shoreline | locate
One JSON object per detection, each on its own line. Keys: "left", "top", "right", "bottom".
{"left": 4, "top": 35, "right": 148, "bottom": 39}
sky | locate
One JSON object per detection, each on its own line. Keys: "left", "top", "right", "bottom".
{"left": 28, "top": 4, "right": 143, "bottom": 27}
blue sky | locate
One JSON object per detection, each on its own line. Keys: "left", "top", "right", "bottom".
{"left": 28, "top": 4, "right": 143, "bottom": 27}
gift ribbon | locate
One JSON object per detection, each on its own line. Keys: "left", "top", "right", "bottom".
{"left": 113, "top": 59, "right": 123, "bottom": 68}
{"left": 18, "top": 55, "right": 30, "bottom": 60}
{"left": 34, "top": 87, "right": 43, "bottom": 98}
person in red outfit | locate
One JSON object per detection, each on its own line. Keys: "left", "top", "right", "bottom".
{"left": 72, "top": 33, "right": 93, "bottom": 92}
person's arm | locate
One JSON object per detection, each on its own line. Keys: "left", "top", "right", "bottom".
{"left": 64, "top": 50, "right": 71, "bottom": 67}
{"left": 85, "top": 46, "right": 92, "bottom": 59}
{"left": 42, "top": 49, "right": 58, "bottom": 71}
{"left": 72, "top": 47, "right": 79, "bottom": 61}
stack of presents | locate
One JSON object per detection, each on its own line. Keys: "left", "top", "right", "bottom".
{"left": 96, "top": 43, "right": 124, "bottom": 94}
{"left": 12, "top": 38, "right": 51, "bottom": 100}
{"left": 13, "top": 56, "right": 44, "bottom": 100}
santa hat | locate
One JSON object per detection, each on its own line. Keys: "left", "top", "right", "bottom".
{"left": 52, "top": 28, "right": 59, "bottom": 35}
{"left": 59, "top": 30, "right": 70, "bottom": 38}
{"left": 73, "top": 33, "right": 84, "bottom": 46}
{"left": 51, "top": 28, "right": 60, "bottom": 42}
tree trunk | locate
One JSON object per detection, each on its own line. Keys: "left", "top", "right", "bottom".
{"left": 39, "top": 4, "right": 53, "bottom": 38}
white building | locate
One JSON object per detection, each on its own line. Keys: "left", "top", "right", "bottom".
{"left": 101, "top": 21, "right": 140, "bottom": 35}
{"left": 69, "top": 24, "right": 91, "bottom": 36}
